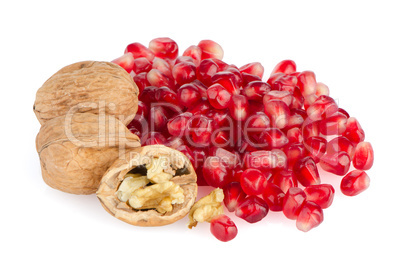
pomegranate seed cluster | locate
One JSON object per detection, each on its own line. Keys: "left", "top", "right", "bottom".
{"left": 112, "top": 37, "right": 374, "bottom": 241}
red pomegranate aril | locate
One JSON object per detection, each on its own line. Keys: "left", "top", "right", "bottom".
{"left": 207, "top": 83, "right": 232, "bottom": 109}
{"left": 147, "top": 69, "right": 174, "bottom": 89}
{"left": 165, "top": 136, "right": 185, "bottom": 149}
{"left": 263, "top": 90, "right": 293, "bottom": 106}
{"left": 297, "top": 71, "right": 317, "bottom": 96}
{"left": 302, "top": 119, "right": 321, "bottom": 140}
{"left": 240, "top": 169, "right": 268, "bottom": 196}
{"left": 197, "top": 59, "right": 219, "bottom": 86}
{"left": 319, "top": 151, "right": 351, "bottom": 176}
{"left": 176, "top": 145, "right": 196, "bottom": 167}
{"left": 327, "top": 136, "right": 355, "bottom": 158}
{"left": 142, "top": 131, "right": 167, "bottom": 146}
{"left": 154, "top": 86, "right": 179, "bottom": 106}
{"left": 244, "top": 81, "right": 271, "bottom": 101}
{"left": 198, "top": 40, "right": 224, "bottom": 60}
{"left": 149, "top": 37, "right": 179, "bottom": 61}
{"left": 284, "top": 143, "right": 305, "bottom": 170}
{"left": 287, "top": 127, "right": 303, "bottom": 144}
{"left": 273, "top": 75, "right": 298, "bottom": 92}
{"left": 271, "top": 60, "right": 297, "bottom": 75}
{"left": 175, "top": 56, "right": 195, "bottom": 65}
{"left": 239, "top": 62, "right": 264, "bottom": 79}
{"left": 267, "top": 73, "right": 285, "bottom": 86}
{"left": 125, "top": 42, "right": 155, "bottom": 61}
{"left": 353, "top": 142, "right": 374, "bottom": 170}
{"left": 149, "top": 105, "right": 169, "bottom": 131}
{"left": 210, "top": 147, "right": 240, "bottom": 169}
{"left": 223, "top": 182, "right": 248, "bottom": 212}
{"left": 304, "top": 136, "right": 327, "bottom": 163}
{"left": 290, "top": 87, "right": 305, "bottom": 109}
{"left": 172, "top": 61, "right": 197, "bottom": 86}
{"left": 212, "top": 131, "right": 231, "bottom": 147}
{"left": 183, "top": 45, "right": 202, "bottom": 66}
{"left": 296, "top": 201, "right": 324, "bottom": 232}
{"left": 136, "top": 101, "right": 149, "bottom": 117}
{"left": 242, "top": 73, "right": 262, "bottom": 87}
{"left": 340, "top": 170, "right": 370, "bottom": 196}
{"left": 226, "top": 67, "right": 243, "bottom": 87}
{"left": 262, "top": 183, "right": 285, "bottom": 211}
{"left": 307, "top": 95, "right": 338, "bottom": 121}
{"left": 167, "top": 112, "right": 192, "bottom": 137}
{"left": 206, "top": 109, "right": 231, "bottom": 127}
{"left": 211, "top": 71, "right": 240, "bottom": 95}
{"left": 244, "top": 112, "right": 271, "bottom": 139}
{"left": 293, "top": 156, "right": 320, "bottom": 187}
{"left": 134, "top": 72, "right": 150, "bottom": 94}
{"left": 235, "top": 196, "right": 269, "bottom": 223}
{"left": 264, "top": 99, "right": 290, "bottom": 129}
{"left": 271, "top": 169, "right": 298, "bottom": 193}
{"left": 152, "top": 58, "right": 172, "bottom": 77}
{"left": 338, "top": 108, "right": 350, "bottom": 118}
{"left": 211, "top": 58, "right": 229, "bottom": 71}
{"left": 342, "top": 117, "right": 365, "bottom": 144}
{"left": 304, "top": 184, "right": 335, "bottom": 209}
{"left": 132, "top": 57, "right": 152, "bottom": 74}
{"left": 286, "top": 111, "right": 305, "bottom": 130}
{"left": 229, "top": 95, "right": 249, "bottom": 121}
{"left": 188, "top": 115, "right": 213, "bottom": 147}
{"left": 202, "top": 156, "right": 232, "bottom": 188}
{"left": 112, "top": 53, "right": 135, "bottom": 73}
{"left": 315, "top": 82, "right": 329, "bottom": 97}
{"left": 258, "top": 128, "right": 289, "bottom": 149}
{"left": 319, "top": 113, "right": 347, "bottom": 135}
{"left": 210, "top": 214, "right": 238, "bottom": 242}
{"left": 244, "top": 149, "right": 287, "bottom": 170}
{"left": 192, "top": 148, "right": 207, "bottom": 170}
{"left": 282, "top": 187, "right": 306, "bottom": 220}
{"left": 187, "top": 99, "right": 211, "bottom": 115}
{"left": 177, "top": 83, "right": 202, "bottom": 108}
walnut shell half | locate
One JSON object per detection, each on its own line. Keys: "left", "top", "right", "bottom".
{"left": 96, "top": 145, "right": 197, "bottom": 226}
{"left": 36, "top": 112, "right": 140, "bottom": 195}
{"left": 33, "top": 61, "right": 139, "bottom": 126}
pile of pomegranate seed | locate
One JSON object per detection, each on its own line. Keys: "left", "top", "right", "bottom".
{"left": 113, "top": 37, "right": 374, "bottom": 241}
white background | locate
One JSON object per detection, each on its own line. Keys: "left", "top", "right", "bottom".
{"left": 1, "top": 0, "right": 401, "bottom": 265}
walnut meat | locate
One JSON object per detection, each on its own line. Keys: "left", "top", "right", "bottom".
{"left": 33, "top": 61, "right": 139, "bottom": 126}
{"left": 36, "top": 112, "right": 140, "bottom": 195}
{"left": 96, "top": 145, "right": 197, "bottom": 226}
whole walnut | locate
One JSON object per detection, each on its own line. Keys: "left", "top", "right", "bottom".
{"left": 33, "top": 61, "right": 139, "bottom": 126}
{"left": 36, "top": 112, "right": 140, "bottom": 195}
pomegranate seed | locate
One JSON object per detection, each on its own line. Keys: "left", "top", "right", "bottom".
{"left": 235, "top": 196, "right": 269, "bottom": 223}
{"left": 293, "top": 156, "right": 320, "bottom": 187}
{"left": 296, "top": 201, "right": 324, "bottom": 232}
{"left": 149, "top": 37, "right": 179, "bottom": 61}
{"left": 207, "top": 83, "right": 232, "bottom": 109}
{"left": 262, "top": 183, "right": 285, "bottom": 211}
{"left": 338, "top": 108, "right": 350, "bottom": 118}
{"left": 244, "top": 112, "right": 271, "bottom": 139}
{"left": 286, "top": 111, "right": 305, "bottom": 130}
{"left": 284, "top": 143, "right": 305, "bottom": 170}
{"left": 340, "top": 170, "right": 370, "bottom": 196}
{"left": 297, "top": 71, "right": 317, "bottom": 96}
{"left": 142, "top": 131, "right": 167, "bottom": 146}
{"left": 134, "top": 72, "right": 150, "bottom": 94}
{"left": 211, "top": 71, "right": 241, "bottom": 95}
{"left": 304, "top": 136, "right": 327, "bottom": 163}
{"left": 263, "top": 99, "right": 291, "bottom": 129}
{"left": 183, "top": 45, "right": 202, "bottom": 66}
{"left": 125, "top": 42, "right": 155, "bottom": 61}
{"left": 326, "top": 136, "right": 355, "bottom": 158}
{"left": 198, "top": 40, "right": 224, "bottom": 60}
{"left": 353, "top": 142, "right": 374, "bottom": 170}
{"left": 223, "top": 182, "right": 247, "bottom": 212}
{"left": 319, "top": 113, "right": 348, "bottom": 135}
{"left": 239, "top": 62, "right": 264, "bottom": 78}
{"left": 242, "top": 73, "right": 262, "bottom": 87}
{"left": 267, "top": 73, "right": 285, "bottom": 86}
{"left": 206, "top": 109, "right": 231, "bottom": 127}
{"left": 133, "top": 57, "right": 152, "bottom": 74}
{"left": 282, "top": 187, "right": 306, "bottom": 220}
{"left": 167, "top": 112, "right": 192, "bottom": 137}
{"left": 197, "top": 59, "right": 219, "bottom": 86}
{"left": 177, "top": 83, "right": 202, "bottom": 108}
{"left": 165, "top": 136, "right": 185, "bottom": 149}
{"left": 187, "top": 99, "right": 211, "bottom": 115}
{"left": 210, "top": 147, "right": 240, "bottom": 169}
{"left": 229, "top": 95, "right": 249, "bottom": 121}
{"left": 342, "top": 117, "right": 365, "bottom": 144}
{"left": 176, "top": 145, "right": 196, "bottom": 167}
{"left": 304, "top": 184, "right": 335, "bottom": 209}
{"left": 272, "top": 75, "right": 298, "bottom": 93}
{"left": 202, "top": 156, "right": 232, "bottom": 188}
{"left": 152, "top": 58, "right": 172, "bottom": 77}
{"left": 147, "top": 69, "right": 174, "bottom": 89}
{"left": 188, "top": 115, "right": 213, "bottom": 146}
{"left": 287, "top": 127, "right": 303, "bottom": 144}
{"left": 271, "top": 60, "right": 297, "bottom": 75}
{"left": 193, "top": 148, "right": 207, "bottom": 169}
{"left": 172, "top": 61, "right": 197, "bottom": 86}
{"left": 136, "top": 101, "right": 149, "bottom": 117}
{"left": 175, "top": 56, "right": 195, "bottom": 65}
{"left": 302, "top": 119, "right": 321, "bottom": 139}
{"left": 212, "top": 131, "right": 231, "bottom": 147}
{"left": 240, "top": 169, "right": 268, "bottom": 196}
{"left": 307, "top": 95, "right": 338, "bottom": 121}
{"left": 290, "top": 87, "right": 305, "bottom": 109}
{"left": 271, "top": 169, "right": 298, "bottom": 193}
{"left": 149, "top": 105, "right": 169, "bottom": 131}
{"left": 210, "top": 214, "right": 238, "bottom": 242}
{"left": 315, "top": 82, "right": 329, "bottom": 97}
{"left": 154, "top": 86, "right": 179, "bottom": 106}
{"left": 244, "top": 149, "right": 287, "bottom": 170}
{"left": 258, "top": 128, "right": 289, "bottom": 149}
{"left": 319, "top": 151, "right": 351, "bottom": 176}
{"left": 211, "top": 58, "right": 229, "bottom": 71}
{"left": 263, "top": 91, "right": 293, "bottom": 106}
{"left": 243, "top": 81, "right": 271, "bottom": 101}
{"left": 112, "top": 53, "right": 134, "bottom": 73}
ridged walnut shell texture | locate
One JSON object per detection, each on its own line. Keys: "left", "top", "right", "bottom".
{"left": 33, "top": 61, "right": 139, "bottom": 126}
{"left": 97, "top": 145, "right": 197, "bottom": 227}
{"left": 36, "top": 112, "right": 141, "bottom": 195}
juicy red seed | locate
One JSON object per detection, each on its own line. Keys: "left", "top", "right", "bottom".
{"left": 125, "top": 42, "right": 155, "bottom": 61}
{"left": 202, "top": 156, "right": 232, "bottom": 188}
{"left": 302, "top": 119, "right": 321, "bottom": 140}
{"left": 188, "top": 115, "right": 213, "bottom": 146}
{"left": 134, "top": 72, "right": 150, "bottom": 94}
{"left": 270, "top": 60, "right": 297, "bottom": 75}
{"left": 287, "top": 127, "right": 303, "bottom": 144}
{"left": 271, "top": 169, "right": 298, "bottom": 193}
{"left": 244, "top": 112, "right": 271, "bottom": 138}
{"left": 282, "top": 187, "right": 307, "bottom": 220}
{"left": 232, "top": 166, "right": 244, "bottom": 183}
{"left": 212, "top": 131, "right": 231, "bottom": 147}
{"left": 149, "top": 106, "right": 169, "bottom": 131}
{"left": 206, "top": 109, "right": 231, "bottom": 127}
{"left": 211, "top": 58, "right": 229, "bottom": 71}
{"left": 197, "top": 59, "right": 219, "bottom": 86}
{"left": 272, "top": 75, "right": 298, "bottom": 92}
{"left": 147, "top": 69, "right": 174, "bottom": 89}
{"left": 307, "top": 95, "right": 338, "bottom": 121}
{"left": 229, "top": 95, "right": 249, "bottom": 121}
{"left": 223, "top": 182, "right": 247, "bottom": 212}
{"left": 209, "top": 147, "right": 240, "bottom": 169}
{"left": 284, "top": 143, "right": 305, "bottom": 170}
{"left": 267, "top": 73, "right": 285, "bottom": 86}
{"left": 304, "top": 184, "right": 335, "bottom": 209}
{"left": 326, "top": 136, "right": 355, "bottom": 158}
{"left": 244, "top": 149, "right": 288, "bottom": 170}
{"left": 244, "top": 81, "right": 271, "bottom": 100}
{"left": 342, "top": 117, "right": 365, "bottom": 144}
{"left": 293, "top": 156, "right": 320, "bottom": 187}
{"left": 149, "top": 37, "right": 179, "bottom": 60}
{"left": 235, "top": 196, "right": 269, "bottom": 223}
{"left": 136, "top": 101, "right": 149, "bottom": 117}
{"left": 139, "top": 86, "right": 157, "bottom": 105}
{"left": 175, "top": 56, "right": 195, "bottom": 65}
{"left": 304, "top": 136, "right": 327, "bottom": 163}
{"left": 167, "top": 112, "right": 192, "bottom": 137}
{"left": 340, "top": 170, "right": 370, "bottom": 196}
{"left": 315, "top": 82, "right": 330, "bottom": 96}
{"left": 262, "top": 183, "right": 285, "bottom": 211}
{"left": 154, "top": 86, "right": 179, "bottom": 106}
{"left": 319, "top": 113, "right": 348, "bottom": 135}
{"left": 172, "top": 61, "right": 197, "bottom": 86}
{"left": 177, "top": 83, "right": 202, "bottom": 108}
{"left": 338, "top": 108, "right": 350, "bottom": 118}
{"left": 297, "top": 71, "right": 317, "bottom": 96}
{"left": 263, "top": 91, "right": 293, "bottom": 106}
{"left": 207, "top": 83, "right": 232, "bottom": 109}
{"left": 239, "top": 62, "right": 264, "bottom": 79}
{"left": 296, "top": 201, "right": 324, "bottom": 232}
{"left": 258, "top": 128, "right": 289, "bottom": 149}
{"left": 287, "top": 111, "right": 305, "bottom": 130}
{"left": 210, "top": 214, "right": 238, "bottom": 242}
{"left": 191, "top": 80, "right": 208, "bottom": 98}
{"left": 152, "top": 58, "right": 172, "bottom": 77}
{"left": 319, "top": 151, "right": 351, "bottom": 176}
{"left": 187, "top": 99, "right": 211, "bottom": 115}
{"left": 353, "top": 142, "right": 374, "bottom": 170}
{"left": 165, "top": 136, "right": 185, "bottom": 149}
{"left": 112, "top": 53, "right": 135, "bottom": 73}
{"left": 240, "top": 169, "right": 268, "bottom": 196}
{"left": 263, "top": 99, "right": 291, "bottom": 129}
{"left": 290, "top": 87, "right": 305, "bottom": 109}
{"left": 211, "top": 71, "right": 241, "bottom": 95}
{"left": 142, "top": 131, "right": 167, "bottom": 146}
{"left": 242, "top": 73, "right": 262, "bottom": 87}
{"left": 198, "top": 40, "right": 224, "bottom": 60}
{"left": 133, "top": 57, "right": 152, "bottom": 74}
{"left": 183, "top": 45, "right": 202, "bottom": 66}
{"left": 192, "top": 148, "right": 207, "bottom": 170}
{"left": 176, "top": 145, "right": 196, "bottom": 167}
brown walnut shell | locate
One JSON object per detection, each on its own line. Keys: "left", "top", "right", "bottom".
{"left": 33, "top": 61, "right": 139, "bottom": 126}
{"left": 36, "top": 112, "right": 140, "bottom": 195}
{"left": 97, "top": 145, "right": 197, "bottom": 226}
